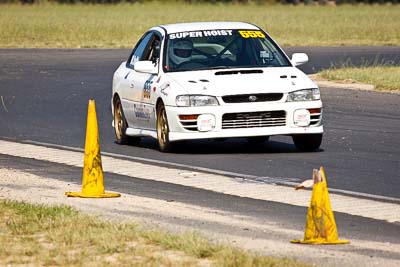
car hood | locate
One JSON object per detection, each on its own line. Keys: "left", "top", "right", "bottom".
{"left": 164, "top": 67, "right": 316, "bottom": 96}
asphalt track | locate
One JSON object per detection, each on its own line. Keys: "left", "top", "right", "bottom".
{"left": 0, "top": 47, "right": 399, "bottom": 200}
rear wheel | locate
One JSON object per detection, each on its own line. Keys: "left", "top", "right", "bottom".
{"left": 113, "top": 97, "right": 140, "bottom": 145}
{"left": 157, "top": 103, "right": 173, "bottom": 152}
{"left": 292, "top": 134, "right": 322, "bottom": 152}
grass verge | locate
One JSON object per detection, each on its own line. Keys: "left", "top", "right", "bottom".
{"left": 0, "top": 199, "right": 308, "bottom": 266}
{"left": 0, "top": 3, "right": 399, "bottom": 48}
{"left": 319, "top": 66, "right": 400, "bottom": 92}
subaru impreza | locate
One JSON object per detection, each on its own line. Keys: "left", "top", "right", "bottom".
{"left": 112, "top": 22, "right": 323, "bottom": 152}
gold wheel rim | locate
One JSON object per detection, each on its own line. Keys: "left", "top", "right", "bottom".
{"left": 158, "top": 108, "right": 168, "bottom": 147}
{"left": 114, "top": 102, "right": 123, "bottom": 140}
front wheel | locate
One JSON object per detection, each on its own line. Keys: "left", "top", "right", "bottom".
{"left": 292, "top": 134, "right": 322, "bottom": 152}
{"left": 157, "top": 104, "right": 173, "bottom": 152}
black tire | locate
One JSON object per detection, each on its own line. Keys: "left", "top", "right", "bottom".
{"left": 214, "top": 138, "right": 228, "bottom": 142}
{"left": 246, "top": 136, "right": 270, "bottom": 144}
{"left": 113, "top": 97, "right": 140, "bottom": 145}
{"left": 156, "top": 103, "right": 173, "bottom": 152}
{"left": 292, "top": 134, "right": 322, "bottom": 152}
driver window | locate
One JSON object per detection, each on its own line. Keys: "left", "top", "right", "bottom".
{"left": 143, "top": 35, "right": 161, "bottom": 65}
{"left": 128, "top": 32, "right": 153, "bottom": 68}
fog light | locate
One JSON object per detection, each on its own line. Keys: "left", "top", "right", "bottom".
{"left": 179, "top": 114, "right": 199, "bottom": 120}
{"left": 197, "top": 114, "right": 216, "bottom": 132}
{"left": 294, "top": 109, "right": 311, "bottom": 127}
{"left": 308, "top": 108, "right": 321, "bottom": 114}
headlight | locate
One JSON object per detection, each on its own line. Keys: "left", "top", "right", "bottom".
{"left": 176, "top": 95, "right": 219, "bottom": 107}
{"left": 287, "top": 88, "right": 320, "bottom": 102}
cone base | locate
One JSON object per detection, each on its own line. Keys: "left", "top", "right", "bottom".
{"left": 65, "top": 192, "right": 121, "bottom": 198}
{"left": 291, "top": 239, "right": 350, "bottom": 245}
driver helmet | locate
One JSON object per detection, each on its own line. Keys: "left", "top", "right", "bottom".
{"left": 169, "top": 38, "right": 193, "bottom": 65}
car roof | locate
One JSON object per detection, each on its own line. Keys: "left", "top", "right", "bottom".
{"left": 155, "top": 22, "right": 260, "bottom": 34}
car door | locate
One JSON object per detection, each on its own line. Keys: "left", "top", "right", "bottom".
{"left": 132, "top": 34, "right": 162, "bottom": 130}
{"left": 118, "top": 32, "right": 154, "bottom": 129}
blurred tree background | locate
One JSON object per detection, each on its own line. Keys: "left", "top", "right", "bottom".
{"left": 0, "top": 0, "right": 400, "bottom": 5}
{"left": 5, "top": 0, "right": 399, "bottom": 5}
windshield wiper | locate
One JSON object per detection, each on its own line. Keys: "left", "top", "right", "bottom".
{"left": 195, "top": 65, "right": 237, "bottom": 71}
{"left": 215, "top": 69, "right": 263, "bottom": 75}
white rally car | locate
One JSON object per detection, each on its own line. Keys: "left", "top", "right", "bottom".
{"left": 112, "top": 22, "right": 323, "bottom": 152}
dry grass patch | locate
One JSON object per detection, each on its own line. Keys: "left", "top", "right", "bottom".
{"left": 0, "top": 3, "right": 399, "bottom": 48}
{"left": 319, "top": 66, "right": 400, "bottom": 92}
{"left": 0, "top": 200, "right": 309, "bottom": 267}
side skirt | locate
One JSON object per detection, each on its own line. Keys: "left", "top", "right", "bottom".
{"left": 126, "top": 127, "right": 157, "bottom": 139}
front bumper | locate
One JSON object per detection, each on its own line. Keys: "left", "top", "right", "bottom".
{"left": 165, "top": 101, "right": 323, "bottom": 142}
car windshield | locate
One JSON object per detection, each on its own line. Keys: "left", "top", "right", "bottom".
{"left": 164, "top": 29, "right": 291, "bottom": 72}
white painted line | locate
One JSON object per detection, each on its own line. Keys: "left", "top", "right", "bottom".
{"left": 0, "top": 139, "right": 399, "bottom": 223}
{"left": 22, "top": 139, "right": 400, "bottom": 204}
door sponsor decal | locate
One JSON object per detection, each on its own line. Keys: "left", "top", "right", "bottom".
{"left": 134, "top": 104, "right": 151, "bottom": 121}
{"left": 144, "top": 79, "right": 153, "bottom": 99}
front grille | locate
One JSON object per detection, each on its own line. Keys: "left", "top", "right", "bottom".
{"left": 222, "top": 93, "right": 283, "bottom": 103}
{"left": 222, "top": 111, "right": 286, "bottom": 129}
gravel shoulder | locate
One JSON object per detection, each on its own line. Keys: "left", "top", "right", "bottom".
{"left": 310, "top": 74, "right": 374, "bottom": 91}
{"left": 310, "top": 74, "right": 399, "bottom": 94}
{"left": 1, "top": 166, "right": 400, "bottom": 267}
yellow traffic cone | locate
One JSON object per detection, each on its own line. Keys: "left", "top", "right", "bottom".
{"left": 291, "top": 167, "right": 349, "bottom": 245}
{"left": 66, "top": 100, "right": 120, "bottom": 198}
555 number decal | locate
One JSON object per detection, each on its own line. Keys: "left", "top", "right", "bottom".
{"left": 239, "top": 30, "right": 265, "bottom": 38}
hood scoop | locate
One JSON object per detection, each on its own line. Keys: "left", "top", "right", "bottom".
{"left": 188, "top": 79, "right": 210, "bottom": 83}
{"left": 280, "top": 75, "right": 297, "bottom": 79}
{"left": 215, "top": 69, "right": 263, "bottom": 76}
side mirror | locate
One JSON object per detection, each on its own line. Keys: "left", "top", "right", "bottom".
{"left": 291, "top": 53, "right": 309, "bottom": 66}
{"left": 134, "top": 61, "right": 157, "bottom": 74}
